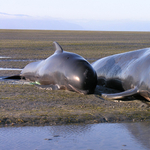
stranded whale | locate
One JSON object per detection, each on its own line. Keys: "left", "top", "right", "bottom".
{"left": 6, "top": 42, "right": 97, "bottom": 94}
{"left": 92, "top": 48, "right": 150, "bottom": 101}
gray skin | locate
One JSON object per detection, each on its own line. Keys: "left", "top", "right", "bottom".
{"left": 19, "top": 42, "right": 97, "bottom": 94}
{"left": 92, "top": 48, "right": 150, "bottom": 101}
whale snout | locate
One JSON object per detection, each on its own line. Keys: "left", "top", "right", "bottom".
{"left": 82, "top": 66, "right": 97, "bottom": 94}
{"left": 70, "top": 61, "right": 97, "bottom": 94}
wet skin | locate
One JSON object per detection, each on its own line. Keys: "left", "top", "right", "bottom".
{"left": 14, "top": 42, "right": 97, "bottom": 94}
{"left": 92, "top": 48, "right": 150, "bottom": 101}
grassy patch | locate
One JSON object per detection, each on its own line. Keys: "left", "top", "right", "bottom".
{"left": 1, "top": 30, "right": 150, "bottom": 126}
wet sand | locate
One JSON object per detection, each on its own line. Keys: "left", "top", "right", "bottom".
{"left": 0, "top": 30, "right": 150, "bottom": 126}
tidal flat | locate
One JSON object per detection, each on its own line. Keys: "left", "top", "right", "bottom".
{"left": 0, "top": 29, "right": 150, "bottom": 126}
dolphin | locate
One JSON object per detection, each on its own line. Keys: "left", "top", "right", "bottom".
{"left": 6, "top": 42, "right": 97, "bottom": 94}
{"left": 92, "top": 48, "right": 150, "bottom": 101}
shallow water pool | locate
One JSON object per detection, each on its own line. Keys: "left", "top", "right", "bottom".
{"left": 0, "top": 68, "right": 22, "bottom": 71}
{"left": 0, "top": 122, "right": 150, "bottom": 150}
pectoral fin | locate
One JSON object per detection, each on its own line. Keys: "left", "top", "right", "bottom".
{"left": 102, "top": 86, "right": 139, "bottom": 100}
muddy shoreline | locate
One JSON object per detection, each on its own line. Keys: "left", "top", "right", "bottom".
{"left": 0, "top": 79, "right": 150, "bottom": 127}
{"left": 1, "top": 30, "right": 150, "bottom": 126}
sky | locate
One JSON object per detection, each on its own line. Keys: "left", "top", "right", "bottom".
{"left": 0, "top": 0, "right": 150, "bottom": 31}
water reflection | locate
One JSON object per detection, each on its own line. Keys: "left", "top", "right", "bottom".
{"left": 124, "top": 122, "right": 150, "bottom": 150}
{"left": 0, "top": 68, "right": 22, "bottom": 71}
{"left": 0, "top": 122, "right": 149, "bottom": 150}
{"left": 0, "top": 55, "right": 41, "bottom": 62}
{"left": 0, "top": 56, "right": 11, "bottom": 58}
{"left": 0, "top": 59, "right": 40, "bottom": 62}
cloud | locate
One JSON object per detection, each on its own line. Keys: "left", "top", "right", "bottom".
{"left": 0, "top": 12, "right": 10, "bottom": 15}
{"left": 0, "top": 12, "right": 30, "bottom": 18}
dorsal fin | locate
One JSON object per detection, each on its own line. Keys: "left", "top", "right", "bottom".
{"left": 53, "top": 41, "right": 63, "bottom": 54}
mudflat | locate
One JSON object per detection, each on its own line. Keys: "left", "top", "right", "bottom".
{"left": 0, "top": 30, "right": 150, "bottom": 126}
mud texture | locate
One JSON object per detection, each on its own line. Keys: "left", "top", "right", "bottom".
{"left": 1, "top": 30, "right": 150, "bottom": 126}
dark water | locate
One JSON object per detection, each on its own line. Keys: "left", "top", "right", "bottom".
{"left": 0, "top": 122, "right": 150, "bottom": 150}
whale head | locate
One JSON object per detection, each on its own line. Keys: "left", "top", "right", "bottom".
{"left": 53, "top": 42, "right": 97, "bottom": 94}
{"left": 20, "top": 42, "right": 97, "bottom": 94}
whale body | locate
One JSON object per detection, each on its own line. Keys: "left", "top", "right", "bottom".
{"left": 92, "top": 48, "right": 150, "bottom": 101}
{"left": 7, "top": 42, "right": 97, "bottom": 94}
